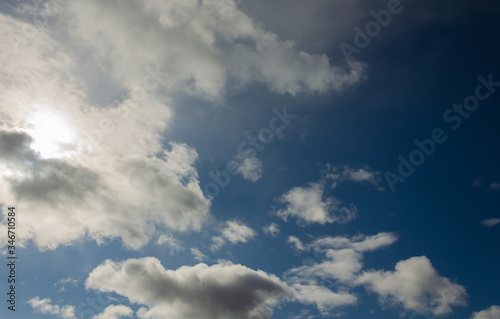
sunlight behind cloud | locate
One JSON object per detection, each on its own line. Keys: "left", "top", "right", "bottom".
{"left": 26, "top": 109, "right": 76, "bottom": 159}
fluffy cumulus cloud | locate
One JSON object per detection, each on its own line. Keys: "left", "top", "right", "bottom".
{"left": 212, "top": 220, "right": 257, "bottom": 250}
{"left": 356, "top": 256, "right": 468, "bottom": 316}
{"left": 85, "top": 257, "right": 292, "bottom": 319}
{"left": 284, "top": 232, "right": 397, "bottom": 314}
{"left": 93, "top": 305, "right": 134, "bottom": 319}
{"left": 274, "top": 182, "right": 358, "bottom": 225}
{"left": 470, "top": 305, "right": 500, "bottom": 319}
{"left": 28, "top": 297, "right": 76, "bottom": 319}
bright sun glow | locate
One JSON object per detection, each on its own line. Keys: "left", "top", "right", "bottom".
{"left": 27, "top": 111, "right": 76, "bottom": 159}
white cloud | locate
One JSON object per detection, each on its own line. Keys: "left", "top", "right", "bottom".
{"left": 470, "top": 305, "right": 500, "bottom": 319}
{"left": 284, "top": 232, "right": 396, "bottom": 314}
{"left": 356, "top": 256, "right": 467, "bottom": 316}
{"left": 28, "top": 297, "right": 76, "bottom": 319}
{"left": 63, "top": 0, "right": 364, "bottom": 101}
{"left": 481, "top": 218, "right": 500, "bottom": 228}
{"left": 325, "top": 165, "right": 383, "bottom": 190}
{"left": 292, "top": 283, "right": 357, "bottom": 315}
{"left": 274, "top": 182, "right": 357, "bottom": 225}
{"left": 191, "top": 248, "right": 209, "bottom": 261}
{"left": 93, "top": 305, "right": 134, "bottom": 319}
{"left": 263, "top": 223, "right": 280, "bottom": 237}
{"left": 85, "top": 257, "right": 292, "bottom": 319}
{"left": 157, "top": 234, "right": 184, "bottom": 253}
{"left": 212, "top": 220, "right": 257, "bottom": 250}
{"left": 237, "top": 156, "right": 263, "bottom": 182}
{"left": 222, "top": 221, "right": 257, "bottom": 243}
{"left": 286, "top": 232, "right": 397, "bottom": 283}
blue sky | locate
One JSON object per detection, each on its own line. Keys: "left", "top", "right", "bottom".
{"left": 0, "top": 0, "right": 500, "bottom": 319}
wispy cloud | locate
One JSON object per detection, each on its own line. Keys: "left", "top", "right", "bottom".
{"left": 325, "top": 164, "right": 383, "bottom": 190}
{"left": 190, "top": 248, "right": 209, "bottom": 262}
{"left": 481, "top": 218, "right": 500, "bottom": 228}
{"left": 54, "top": 277, "right": 79, "bottom": 292}
{"left": 157, "top": 234, "right": 184, "bottom": 253}
{"left": 263, "top": 223, "right": 280, "bottom": 238}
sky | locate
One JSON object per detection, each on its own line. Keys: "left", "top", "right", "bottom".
{"left": 0, "top": 0, "right": 499, "bottom": 319}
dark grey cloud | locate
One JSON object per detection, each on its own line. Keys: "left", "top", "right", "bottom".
{"left": 0, "top": 130, "right": 100, "bottom": 204}
{"left": 0, "top": 130, "right": 36, "bottom": 162}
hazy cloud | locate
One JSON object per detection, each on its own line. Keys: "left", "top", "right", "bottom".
{"left": 54, "top": 277, "right": 79, "bottom": 292}
{"left": 481, "top": 218, "right": 500, "bottom": 228}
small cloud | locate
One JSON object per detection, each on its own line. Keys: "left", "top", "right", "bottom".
{"left": 157, "top": 234, "right": 184, "bottom": 253}
{"left": 490, "top": 182, "right": 500, "bottom": 191}
{"left": 54, "top": 277, "right": 79, "bottom": 292}
{"left": 274, "top": 182, "right": 357, "bottom": 226}
{"left": 237, "top": 157, "right": 263, "bottom": 182}
{"left": 471, "top": 178, "right": 481, "bottom": 188}
{"left": 211, "top": 220, "right": 257, "bottom": 250}
{"left": 325, "top": 165, "right": 384, "bottom": 190}
{"left": 190, "top": 248, "right": 209, "bottom": 262}
{"left": 481, "top": 218, "right": 500, "bottom": 228}
{"left": 263, "top": 223, "right": 280, "bottom": 238}
{"left": 28, "top": 297, "right": 76, "bottom": 319}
